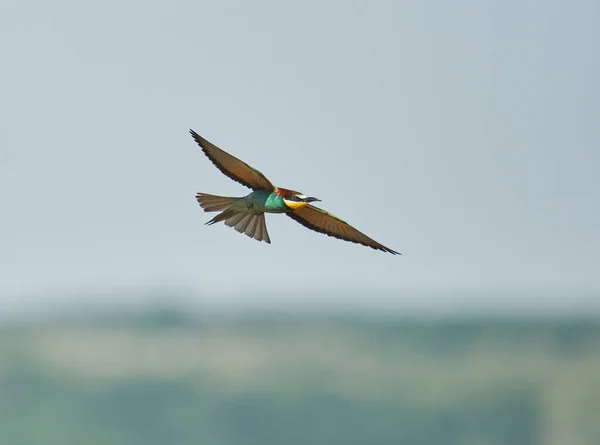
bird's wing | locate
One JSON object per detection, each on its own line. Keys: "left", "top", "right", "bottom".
{"left": 190, "top": 130, "right": 275, "bottom": 191}
{"left": 287, "top": 205, "right": 400, "bottom": 255}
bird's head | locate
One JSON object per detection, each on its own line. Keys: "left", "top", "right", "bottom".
{"left": 278, "top": 188, "right": 321, "bottom": 210}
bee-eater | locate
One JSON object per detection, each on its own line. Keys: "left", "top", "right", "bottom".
{"left": 191, "top": 129, "right": 400, "bottom": 255}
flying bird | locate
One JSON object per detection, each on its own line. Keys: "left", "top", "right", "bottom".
{"left": 191, "top": 129, "right": 400, "bottom": 255}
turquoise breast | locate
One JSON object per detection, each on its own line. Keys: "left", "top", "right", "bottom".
{"left": 264, "top": 192, "right": 289, "bottom": 213}
{"left": 244, "top": 190, "right": 289, "bottom": 213}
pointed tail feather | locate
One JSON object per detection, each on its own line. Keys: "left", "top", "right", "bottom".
{"left": 198, "top": 193, "right": 271, "bottom": 244}
{"left": 207, "top": 209, "right": 271, "bottom": 243}
{"left": 255, "top": 213, "right": 271, "bottom": 243}
{"left": 196, "top": 193, "right": 241, "bottom": 212}
{"left": 205, "top": 208, "right": 238, "bottom": 226}
{"left": 246, "top": 213, "right": 271, "bottom": 243}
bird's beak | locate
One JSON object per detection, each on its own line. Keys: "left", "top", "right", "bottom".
{"left": 305, "top": 197, "right": 321, "bottom": 202}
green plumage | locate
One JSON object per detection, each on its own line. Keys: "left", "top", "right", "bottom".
{"left": 196, "top": 191, "right": 288, "bottom": 244}
{"left": 242, "top": 191, "right": 289, "bottom": 213}
{"left": 191, "top": 129, "right": 400, "bottom": 254}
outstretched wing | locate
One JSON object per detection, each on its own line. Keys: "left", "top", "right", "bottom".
{"left": 190, "top": 130, "right": 275, "bottom": 191}
{"left": 287, "top": 205, "right": 400, "bottom": 255}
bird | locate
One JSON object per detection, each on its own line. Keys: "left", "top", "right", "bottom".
{"left": 190, "top": 129, "right": 400, "bottom": 255}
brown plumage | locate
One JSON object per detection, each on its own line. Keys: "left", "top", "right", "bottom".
{"left": 199, "top": 197, "right": 271, "bottom": 244}
{"left": 223, "top": 212, "right": 271, "bottom": 243}
{"left": 287, "top": 205, "right": 400, "bottom": 255}
{"left": 275, "top": 187, "right": 301, "bottom": 198}
{"left": 196, "top": 193, "right": 240, "bottom": 212}
{"left": 190, "top": 130, "right": 274, "bottom": 191}
{"left": 191, "top": 129, "right": 399, "bottom": 254}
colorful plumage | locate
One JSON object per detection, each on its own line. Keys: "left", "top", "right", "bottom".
{"left": 191, "top": 129, "right": 400, "bottom": 255}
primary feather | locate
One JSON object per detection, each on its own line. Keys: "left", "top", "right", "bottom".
{"left": 287, "top": 205, "right": 400, "bottom": 255}
{"left": 191, "top": 129, "right": 399, "bottom": 254}
{"left": 190, "top": 130, "right": 274, "bottom": 191}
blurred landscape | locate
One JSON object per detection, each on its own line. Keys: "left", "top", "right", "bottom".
{"left": 1, "top": 293, "right": 599, "bottom": 445}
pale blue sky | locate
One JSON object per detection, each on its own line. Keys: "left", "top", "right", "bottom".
{"left": 1, "top": 0, "right": 599, "bottom": 312}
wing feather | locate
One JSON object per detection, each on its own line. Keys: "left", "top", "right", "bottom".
{"left": 190, "top": 130, "right": 274, "bottom": 191}
{"left": 245, "top": 213, "right": 260, "bottom": 240}
{"left": 287, "top": 205, "right": 400, "bottom": 255}
{"left": 257, "top": 213, "right": 271, "bottom": 244}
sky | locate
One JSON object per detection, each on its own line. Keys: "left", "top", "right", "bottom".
{"left": 1, "top": 0, "right": 599, "bottom": 314}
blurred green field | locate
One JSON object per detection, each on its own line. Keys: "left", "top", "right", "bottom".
{"left": 1, "top": 309, "right": 599, "bottom": 445}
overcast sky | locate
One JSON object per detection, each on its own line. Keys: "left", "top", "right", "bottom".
{"left": 1, "top": 0, "right": 599, "bottom": 313}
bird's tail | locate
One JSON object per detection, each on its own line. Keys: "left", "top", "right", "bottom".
{"left": 196, "top": 193, "right": 241, "bottom": 212}
{"left": 205, "top": 210, "right": 271, "bottom": 243}
{"left": 196, "top": 193, "right": 271, "bottom": 243}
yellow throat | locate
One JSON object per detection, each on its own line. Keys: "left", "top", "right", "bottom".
{"left": 283, "top": 199, "right": 309, "bottom": 210}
